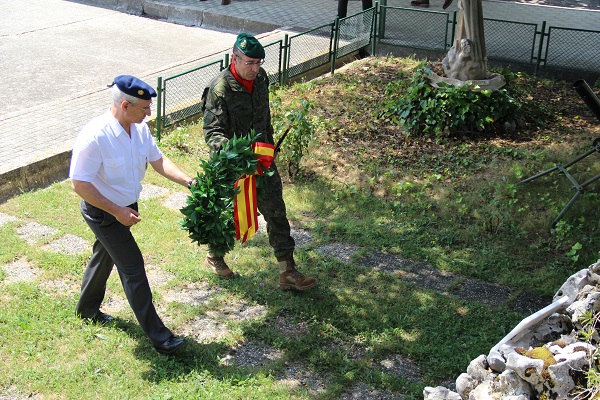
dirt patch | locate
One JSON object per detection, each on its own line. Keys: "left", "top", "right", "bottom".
{"left": 180, "top": 316, "right": 230, "bottom": 343}
{"left": 163, "top": 191, "right": 188, "bottom": 210}
{"left": 39, "top": 279, "right": 79, "bottom": 297}
{"left": 341, "top": 382, "right": 405, "bottom": 400}
{"left": 220, "top": 340, "right": 284, "bottom": 368}
{"left": 145, "top": 264, "right": 175, "bottom": 288}
{"left": 379, "top": 354, "right": 424, "bottom": 383}
{"left": 456, "top": 280, "right": 513, "bottom": 308}
{"left": 162, "top": 281, "right": 223, "bottom": 306}
{"left": 274, "top": 314, "right": 311, "bottom": 337}
{"left": 1, "top": 258, "right": 39, "bottom": 283}
{"left": 139, "top": 183, "right": 170, "bottom": 200}
{"left": 0, "top": 211, "right": 18, "bottom": 227}
{"left": 316, "top": 243, "right": 362, "bottom": 263}
{"left": 290, "top": 227, "right": 313, "bottom": 248}
{"left": 277, "top": 361, "right": 328, "bottom": 396}
{"left": 206, "top": 302, "right": 268, "bottom": 322}
{"left": 323, "top": 337, "right": 371, "bottom": 361}
{"left": 42, "top": 234, "right": 89, "bottom": 255}
{"left": 16, "top": 221, "right": 58, "bottom": 245}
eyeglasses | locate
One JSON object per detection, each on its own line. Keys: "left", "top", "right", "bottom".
{"left": 236, "top": 55, "right": 265, "bottom": 66}
{"left": 129, "top": 102, "right": 153, "bottom": 113}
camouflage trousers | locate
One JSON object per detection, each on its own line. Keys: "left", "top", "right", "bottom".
{"left": 256, "top": 163, "right": 295, "bottom": 258}
{"left": 208, "top": 162, "right": 295, "bottom": 258}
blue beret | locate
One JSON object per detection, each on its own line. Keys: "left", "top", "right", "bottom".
{"left": 235, "top": 33, "right": 265, "bottom": 60}
{"left": 111, "top": 75, "right": 156, "bottom": 100}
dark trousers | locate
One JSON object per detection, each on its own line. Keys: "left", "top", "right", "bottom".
{"left": 76, "top": 200, "right": 172, "bottom": 346}
{"left": 257, "top": 163, "right": 295, "bottom": 259}
{"left": 337, "top": 0, "right": 373, "bottom": 18}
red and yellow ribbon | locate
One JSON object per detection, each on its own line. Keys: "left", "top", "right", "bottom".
{"left": 234, "top": 142, "right": 274, "bottom": 243}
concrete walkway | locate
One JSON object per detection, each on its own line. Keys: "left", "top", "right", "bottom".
{"left": 0, "top": 0, "right": 598, "bottom": 201}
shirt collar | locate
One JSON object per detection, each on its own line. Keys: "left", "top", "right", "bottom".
{"left": 107, "top": 108, "right": 130, "bottom": 138}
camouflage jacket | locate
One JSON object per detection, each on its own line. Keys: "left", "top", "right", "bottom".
{"left": 203, "top": 67, "right": 274, "bottom": 152}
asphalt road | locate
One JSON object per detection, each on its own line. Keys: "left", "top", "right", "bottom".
{"left": 0, "top": 0, "right": 237, "bottom": 116}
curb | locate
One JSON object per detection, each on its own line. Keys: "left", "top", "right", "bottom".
{"left": 0, "top": 151, "right": 72, "bottom": 203}
{"left": 81, "top": 0, "right": 282, "bottom": 34}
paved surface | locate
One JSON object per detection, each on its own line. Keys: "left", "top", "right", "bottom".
{"left": 0, "top": 0, "right": 598, "bottom": 200}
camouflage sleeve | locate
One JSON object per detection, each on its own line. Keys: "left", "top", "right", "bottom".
{"left": 203, "top": 83, "right": 230, "bottom": 152}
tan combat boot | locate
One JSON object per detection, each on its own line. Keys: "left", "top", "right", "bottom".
{"left": 277, "top": 254, "right": 318, "bottom": 291}
{"left": 205, "top": 255, "right": 235, "bottom": 278}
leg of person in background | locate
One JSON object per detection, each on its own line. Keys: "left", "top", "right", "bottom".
{"left": 411, "top": 0, "right": 430, "bottom": 7}
{"left": 338, "top": 0, "right": 349, "bottom": 18}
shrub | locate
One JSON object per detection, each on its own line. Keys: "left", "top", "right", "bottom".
{"left": 271, "top": 95, "right": 315, "bottom": 180}
{"left": 382, "top": 61, "right": 535, "bottom": 138}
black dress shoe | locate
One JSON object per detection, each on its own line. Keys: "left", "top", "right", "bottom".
{"left": 154, "top": 336, "right": 186, "bottom": 355}
{"left": 85, "top": 312, "right": 114, "bottom": 325}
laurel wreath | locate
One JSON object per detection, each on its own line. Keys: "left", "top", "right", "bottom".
{"left": 179, "top": 134, "right": 272, "bottom": 256}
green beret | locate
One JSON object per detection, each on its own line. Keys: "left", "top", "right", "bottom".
{"left": 235, "top": 33, "right": 265, "bottom": 60}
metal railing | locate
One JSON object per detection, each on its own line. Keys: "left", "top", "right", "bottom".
{"left": 155, "top": 2, "right": 599, "bottom": 138}
{"left": 375, "top": 5, "right": 600, "bottom": 75}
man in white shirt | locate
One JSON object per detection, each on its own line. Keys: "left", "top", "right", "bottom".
{"left": 70, "top": 75, "right": 195, "bottom": 355}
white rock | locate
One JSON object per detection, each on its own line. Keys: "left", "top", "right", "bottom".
{"left": 468, "top": 380, "right": 496, "bottom": 400}
{"left": 487, "top": 349, "right": 506, "bottom": 372}
{"left": 466, "top": 354, "right": 490, "bottom": 382}
{"left": 506, "top": 352, "right": 545, "bottom": 386}
{"left": 494, "top": 369, "right": 533, "bottom": 398}
{"left": 554, "top": 269, "right": 591, "bottom": 303}
{"left": 456, "top": 372, "right": 478, "bottom": 399}
{"left": 546, "top": 351, "right": 589, "bottom": 399}
{"left": 423, "top": 386, "right": 462, "bottom": 400}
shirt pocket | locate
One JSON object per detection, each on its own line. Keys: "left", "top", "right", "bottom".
{"left": 104, "top": 157, "right": 126, "bottom": 185}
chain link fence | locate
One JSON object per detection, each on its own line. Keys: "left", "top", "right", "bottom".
{"left": 263, "top": 39, "right": 285, "bottom": 86}
{"left": 545, "top": 27, "right": 600, "bottom": 72}
{"left": 379, "top": 7, "right": 452, "bottom": 52}
{"left": 157, "top": 59, "right": 224, "bottom": 138}
{"left": 337, "top": 9, "right": 374, "bottom": 58}
{"left": 155, "top": 2, "right": 599, "bottom": 137}
{"left": 374, "top": 6, "right": 599, "bottom": 75}
{"left": 287, "top": 23, "right": 335, "bottom": 81}
{"left": 483, "top": 18, "right": 538, "bottom": 64}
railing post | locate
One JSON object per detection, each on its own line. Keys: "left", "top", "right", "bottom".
{"left": 449, "top": 11, "right": 457, "bottom": 50}
{"left": 223, "top": 53, "right": 230, "bottom": 69}
{"left": 156, "top": 76, "right": 163, "bottom": 141}
{"left": 372, "top": 3, "right": 378, "bottom": 55}
{"left": 331, "top": 17, "right": 340, "bottom": 75}
{"left": 379, "top": 0, "right": 387, "bottom": 40}
{"left": 535, "top": 21, "right": 547, "bottom": 76}
{"left": 282, "top": 34, "right": 289, "bottom": 85}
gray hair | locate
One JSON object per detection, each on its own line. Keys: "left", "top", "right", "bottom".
{"left": 111, "top": 84, "right": 139, "bottom": 106}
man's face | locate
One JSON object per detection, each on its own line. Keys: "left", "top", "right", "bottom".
{"left": 233, "top": 52, "right": 263, "bottom": 81}
{"left": 125, "top": 99, "right": 152, "bottom": 123}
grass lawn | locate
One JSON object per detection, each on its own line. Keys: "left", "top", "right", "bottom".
{"left": 0, "top": 56, "right": 598, "bottom": 399}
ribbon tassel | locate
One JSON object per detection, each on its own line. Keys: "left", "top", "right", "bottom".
{"left": 233, "top": 142, "right": 274, "bottom": 243}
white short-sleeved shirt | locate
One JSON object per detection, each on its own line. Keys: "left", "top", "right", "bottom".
{"left": 69, "top": 109, "right": 163, "bottom": 206}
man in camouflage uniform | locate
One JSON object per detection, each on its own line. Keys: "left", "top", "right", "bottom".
{"left": 202, "top": 33, "right": 317, "bottom": 291}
